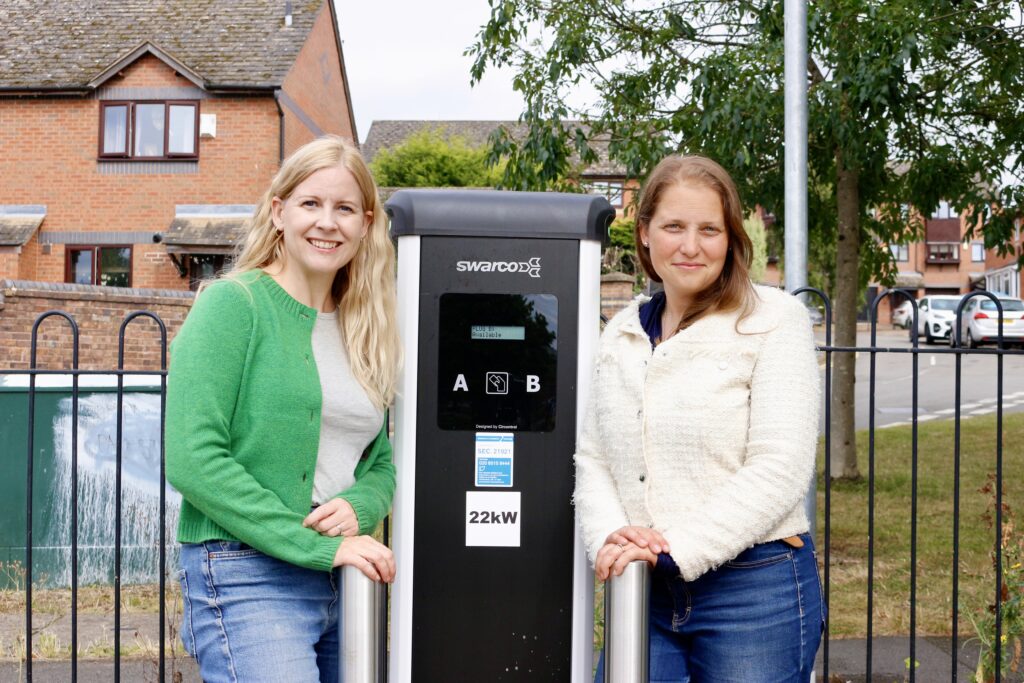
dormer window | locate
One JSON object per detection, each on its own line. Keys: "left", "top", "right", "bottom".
{"left": 99, "top": 101, "right": 199, "bottom": 159}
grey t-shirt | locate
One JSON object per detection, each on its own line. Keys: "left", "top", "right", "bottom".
{"left": 310, "top": 311, "right": 384, "bottom": 505}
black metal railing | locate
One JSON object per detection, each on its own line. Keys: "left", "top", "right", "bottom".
{"left": 3, "top": 290, "right": 1021, "bottom": 681}
{"left": 798, "top": 286, "right": 1022, "bottom": 683}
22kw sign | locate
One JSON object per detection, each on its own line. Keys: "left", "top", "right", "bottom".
{"left": 465, "top": 491, "right": 521, "bottom": 547}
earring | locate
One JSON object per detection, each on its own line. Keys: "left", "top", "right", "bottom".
{"left": 643, "top": 242, "right": 649, "bottom": 248}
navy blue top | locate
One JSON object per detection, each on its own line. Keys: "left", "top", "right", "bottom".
{"left": 639, "top": 290, "right": 667, "bottom": 348}
{"left": 636, "top": 291, "right": 681, "bottom": 577}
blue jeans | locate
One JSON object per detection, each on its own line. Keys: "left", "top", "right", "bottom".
{"left": 597, "top": 534, "right": 824, "bottom": 683}
{"left": 179, "top": 541, "right": 339, "bottom": 683}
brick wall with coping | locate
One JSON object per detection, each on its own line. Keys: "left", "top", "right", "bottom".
{"left": 0, "top": 279, "right": 193, "bottom": 371}
{"left": 1, "top": 276, "right": 637, "bottom": 371}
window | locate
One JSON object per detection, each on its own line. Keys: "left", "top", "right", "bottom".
{"left": 931, "top": 200, "right": 957, "bottom": 220}
{"left": 971, "top": 242, "right": 985, "bottom": 262}
{"left": 927, "top": 243, "right": 959, "bottom": 264}
{"left": 890, "top": 243, "right": 909, "bottom": 262}
{"left": 100, "top": 101, "right": 198, "bottom": 159}
{"left": 587, "top": 180, "right": 624, "bottom": 208}
{"left": 188, "top": 254, "right": 227, "bottom": 291}
{"left": 65, "top": 246, "right": 132, "bottom": 287}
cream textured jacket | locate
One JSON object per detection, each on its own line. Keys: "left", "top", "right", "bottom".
{"left": 574, "top": 285, "right": 821, "bottom": 581}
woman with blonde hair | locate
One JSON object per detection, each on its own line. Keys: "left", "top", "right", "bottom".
{"left": 167, "top": 135, "right": 400, "bottom": 682}
{"left": 575, "top": 155, "right": 823, "bottom": 681}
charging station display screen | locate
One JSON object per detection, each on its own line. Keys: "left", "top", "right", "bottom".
{"left": 470, "top": 325, "right": 525, "bottom": 341}
{"left": 438, "top": 293, "right": 557, "bottom": 431}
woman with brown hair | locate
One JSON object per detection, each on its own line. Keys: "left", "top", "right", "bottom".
{"left": 575, "top": 155, "right": 823, "bottom": 681}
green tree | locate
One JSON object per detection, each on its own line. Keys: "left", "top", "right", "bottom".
{"left": 469, "top": 0, "right": 1024, "bottom": 479}
{"left": 744, "top": 214, "right": 768, "bottom": 284}
{"left": 370, "top": 128, "right": 505, "bottom": 188}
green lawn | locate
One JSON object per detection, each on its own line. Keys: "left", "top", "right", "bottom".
{"left": 818, "top": 412, "right": 1024, "bottom": 638}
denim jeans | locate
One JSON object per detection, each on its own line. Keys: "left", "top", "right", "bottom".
{"left": 596, "top": 533, "right": 824, "bottom": 683}
{"left": 179, "top": 541, "right": 339, "bottom": 683}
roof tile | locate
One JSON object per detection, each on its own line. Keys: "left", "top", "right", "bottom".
{"left": 0, "top": 0, "right": 322, "bottom": 89}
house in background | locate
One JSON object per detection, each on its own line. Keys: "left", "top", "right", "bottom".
{"left": 361, "top": 120, "right": 638, "bottom": 219}
{"left": 873, "top": 201, "right": 990, "bottom": 322}
{"left": 0, "top": 0, "right": 357, "bottom": 291}
{"left": 983, "top": 215, "right": 1023, "bottom": 298}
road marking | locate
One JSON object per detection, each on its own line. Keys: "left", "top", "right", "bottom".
{"left": 934, "top": 408, "right": 957, "bottom": 415}
{"left": 960, "top": 403, "right": 981, "bottom": 410}
{"left": 968, "top": 409, "right": 990, "bottom": 416}
{"left": 918, "top": 414, "right": 939, "bottom": 422}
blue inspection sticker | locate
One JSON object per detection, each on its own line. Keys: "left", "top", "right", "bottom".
{"left": 475, "top": 432, "right": 514, "bottom": 487}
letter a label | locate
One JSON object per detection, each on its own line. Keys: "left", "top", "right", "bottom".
{"left": 453, "top": 374, "right": 469, "bottom": 392}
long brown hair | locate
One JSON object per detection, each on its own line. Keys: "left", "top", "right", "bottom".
{"left": 635, "top": 155, "right": 755, "bottom": 331}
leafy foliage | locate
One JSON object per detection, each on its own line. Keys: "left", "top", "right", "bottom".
{"left": 602, "top": 218, "right": 645, "bottom": 289}
{"left": 468, "top": 0, "right": 1024, "bottom": 289}
{"left": 743, "top": 214, "right": 768, "bottom": 284}
{"left": 966, "top": 475, "right": 1024, "bottom": 682}
{"left": 370, "top": 128, "right": 505, "bottom": 188}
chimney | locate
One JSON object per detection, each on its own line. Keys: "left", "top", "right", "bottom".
{"left": 284, "top": 1, "right": 293, "bottom": 27}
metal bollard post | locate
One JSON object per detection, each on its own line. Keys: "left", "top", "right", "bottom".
{"left": 603, "top": 560, "right": 650, "bottom": 683}
{"left": 339, "top": 565, "right": 387, "bottom": 683}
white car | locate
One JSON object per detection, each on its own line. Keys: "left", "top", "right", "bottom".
{"left": 951, "top": 296, "right": 1024, "bottom": 348}
{"left": 892, "top": 300, "right": 913, "bottom": 329}
{"left": 912, "top": 295, "right": 962, "bottom": 344}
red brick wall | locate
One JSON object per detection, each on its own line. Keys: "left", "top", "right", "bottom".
{"left": 0, "top": 280, "right": 193, "bottom": 371}
{"left": 0, "top": 249, "right": 18, "bottom": 279}
{"left": 281, "top": 4, "right": 355, "bottom": 156}
{"left": 0, "top": 54, "right": 281, "bottom": 291}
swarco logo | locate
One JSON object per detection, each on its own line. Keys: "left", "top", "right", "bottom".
{"left": 455, "top": 257, "right": 542, "bottom": 278}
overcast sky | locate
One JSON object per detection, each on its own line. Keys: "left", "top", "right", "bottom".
{"left": 334, "top": 0, "right": 527, "bottom": 143}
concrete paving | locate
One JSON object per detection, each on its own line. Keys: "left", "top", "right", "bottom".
{"left": 3, "top": 637, "right": 1021, "bottom": 682}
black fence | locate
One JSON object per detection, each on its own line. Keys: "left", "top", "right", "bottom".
{"left": 2, "top": 287, "right": 1021, "bottom": 681}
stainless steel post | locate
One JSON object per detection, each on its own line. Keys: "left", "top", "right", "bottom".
{"left": 784, "top": 0, "right": 815, "bottom": 559}
{"left": 340, "top": 565, "right": 386, "bottom": 683}
{"left": 603, "top": 561, "right": 650, "bottom": 683}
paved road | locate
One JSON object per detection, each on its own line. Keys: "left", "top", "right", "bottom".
{"left": 817, "top": 327, "right": 1024, "bottom": 430}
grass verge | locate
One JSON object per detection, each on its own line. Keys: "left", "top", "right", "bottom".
{"left": 819, "top": 412, "right": 1024, "bottom": 638}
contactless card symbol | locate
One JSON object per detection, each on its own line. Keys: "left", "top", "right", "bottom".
{"left": 485, "top": 372, "right": 509, "bottom": 395}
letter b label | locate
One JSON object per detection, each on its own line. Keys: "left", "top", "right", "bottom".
{"left": 526, "top": 375, "right": 540, "bottom": 393}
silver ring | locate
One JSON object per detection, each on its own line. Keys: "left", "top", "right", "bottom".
{"left": 334, "top": 524, "right": 344, "bottom": 533}
{"left": 616, "top": 543, "right": 624, "bottom": 549}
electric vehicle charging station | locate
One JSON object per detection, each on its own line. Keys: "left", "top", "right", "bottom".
{"left": 387, "top": 190, "right": 613, "bottom": 682}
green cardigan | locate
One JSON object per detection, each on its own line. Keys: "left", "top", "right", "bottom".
{"left": 165, "top": 270, "right": 395, "bottom": 572}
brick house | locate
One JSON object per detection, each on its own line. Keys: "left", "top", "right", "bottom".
{"left": 983, "top": 215, "right": 1023, "bottom": 298}
{"left": 361, "top": 120, "right": 639, "bottom": 219}
{"left": 870, "top": 202, "right": 991, "bottom": 321}
{"left": 0, "top": 0, "right": 357, "bottom": 292}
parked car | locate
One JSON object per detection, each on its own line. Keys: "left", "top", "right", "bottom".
{"left": 892, "top": 300, "right": 913, "bottom": 329}
{"left": 805, "top": 303, "right": 824, "bottom": 326}
{"left": 912, "top": 294, "right": 962, "bottom": 344}
{"left": 950, "top": 296, "right": 1024, "bottom": 348}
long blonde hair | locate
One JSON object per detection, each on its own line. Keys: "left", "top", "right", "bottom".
{"left": 225, "top": 135, "right": 400, "bottom": 408}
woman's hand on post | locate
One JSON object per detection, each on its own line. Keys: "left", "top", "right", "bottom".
{"left": 332, "top": 535, "right": 396, "bottom": 583}
{"left": 595, "top": 541, "right": 658, "bottom": 582}
{"left": 303, "top": 498, "right": 359, "bottom": 537}
{"left": 604, "top": 526, "right": 669, "bottom": 555}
